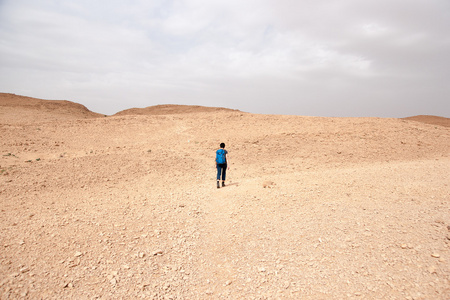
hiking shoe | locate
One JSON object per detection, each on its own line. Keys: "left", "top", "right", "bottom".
{"left": 217, "top": 181, "right": 220, "bottom": 189}
{"left": 222, "top": 182, "right": 225, "bottom": 187}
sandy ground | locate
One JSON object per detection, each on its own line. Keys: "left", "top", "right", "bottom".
{"left": 1, "top": 93, "right": 449, "bottom": 299}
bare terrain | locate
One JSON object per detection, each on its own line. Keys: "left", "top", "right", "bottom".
{"left": 1, "top": 93, "right": 449, "bottom": 299}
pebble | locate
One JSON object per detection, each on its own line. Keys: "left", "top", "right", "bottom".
{"left": 74, "top": 251, "right": 83, "bottom": 257}
{"left": 152, "top": 250, "right": 163, "bottom": 256}
{"left": 401, "top": 244, "right": 414, "bottom": 249}
{"left": 262, "top": 181, "right": 275, "bottom": 188}
{"left": 431, "top": 253, "right": 440, "bottom": 258}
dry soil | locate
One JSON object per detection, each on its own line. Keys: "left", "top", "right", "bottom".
{"left": 1, "top": 93, "right": 449, "bottom": 299}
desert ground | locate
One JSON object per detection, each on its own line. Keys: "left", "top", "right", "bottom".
{"left": 0, "top": 93, "right": 449, "bottom": 299}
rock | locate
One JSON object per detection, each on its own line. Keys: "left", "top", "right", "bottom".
{"left": 152, "top": 250, "right": 163, "bottom": 256}
{"left": 225, "top": 280, "right": 232, "bottom": 286}
{"left": 431, "top": 253, "right": 440, "bottom": 258}
{"left": 263, "top": 181, "right": 275, "bottom": 188}
{"left": 74, "top": 251, "right": 83, "bottom": 257}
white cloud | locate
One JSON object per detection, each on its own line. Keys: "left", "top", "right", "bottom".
{"left": 362, "top": 23, "right": 388, "bottom": 36}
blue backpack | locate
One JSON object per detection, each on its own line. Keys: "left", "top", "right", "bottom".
{"left": 216, "top": 149, "right": 226, "bottom": 164}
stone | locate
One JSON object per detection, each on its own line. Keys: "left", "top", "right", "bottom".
{"left": 263, "top": 181, "right": 275, "bottom": 188}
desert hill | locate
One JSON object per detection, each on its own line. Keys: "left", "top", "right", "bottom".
{"left": 0, "top": 95, "right": 449, "bottom": 299}
{"left": 402, "top": 115, "right": 450, "bottom": 127}
{"left": 114, "top": 104, "right": 239, "bottom": 116}
{"left": 0, "top": 93, "right": 103, "bottom": 124}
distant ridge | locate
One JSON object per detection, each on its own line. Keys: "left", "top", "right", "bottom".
{"left": 402, "top": 115, "right": 450, "bottom": 127}
{"left": 113, "top": 104, "right": 240, "bottom": 116}
{"left": 1, "top": 93, "right": 448, "bottom": 125}
{"left": 0, "top": 93, "right": 103, "bottom": 123}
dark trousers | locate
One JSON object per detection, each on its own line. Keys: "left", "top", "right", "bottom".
{"left": 216, "top": 164, "right": 227, "bottom": 181}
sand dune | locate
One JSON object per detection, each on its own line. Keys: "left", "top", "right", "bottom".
{"left": 1, "top": 94, "right": 449, "bottom": 299}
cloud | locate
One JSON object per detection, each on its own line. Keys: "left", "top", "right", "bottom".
{"left": 0, "top": 0, "right": 449, "bottom": 117}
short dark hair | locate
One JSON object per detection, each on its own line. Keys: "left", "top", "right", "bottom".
{"left": 220, "top": 143, "right": 225, "bottom": 148}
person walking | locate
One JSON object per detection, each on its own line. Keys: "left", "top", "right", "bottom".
{"left": 215, "top": 143, "right": 229, "bottom": 188}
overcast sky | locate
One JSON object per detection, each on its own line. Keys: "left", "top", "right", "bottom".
{"left": 0, "top": 0, "right": 449, "bottom": 117}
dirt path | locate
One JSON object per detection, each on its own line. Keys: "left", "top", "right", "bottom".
{"left": 184, "top": 159, "right": 449, "bottom": 299}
